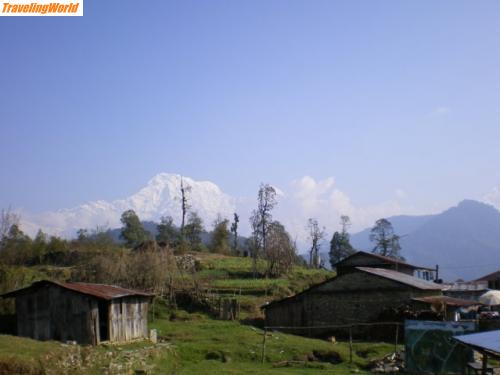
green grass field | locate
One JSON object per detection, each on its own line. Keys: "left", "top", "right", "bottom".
{"left": 0, "top": 311, "right": 396, "bottom": 374}
{"left": 0, "top": 253, "right": 397, "bottom": 374}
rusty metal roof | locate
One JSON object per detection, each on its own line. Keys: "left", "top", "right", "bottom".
{"left": 411, "top": 295, "right": 482, "bottom": 307}
{"left": 356, "top": 267, "right": 444, "bottom": 290}
{"left": 1, "top": 280, "right": 154, "bottom": 300}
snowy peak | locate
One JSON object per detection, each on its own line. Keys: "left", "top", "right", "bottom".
{"left": 21, "top": 173, "right": 235, "bottom": 237}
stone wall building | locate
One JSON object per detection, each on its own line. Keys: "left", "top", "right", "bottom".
{"left": 1, "top": 280, "right": 153, "bottom": 345}
{"left": 263, "top": 266, "right": 443, "bottom": 331}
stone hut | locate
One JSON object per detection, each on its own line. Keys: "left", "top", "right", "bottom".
{"left": 2, "top": 280, "right": 153, "bottom": 345}
{"left": 262, "top": 266, "right": 443, "bottom": 333}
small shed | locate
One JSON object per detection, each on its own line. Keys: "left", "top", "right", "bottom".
{"left": 1, "top": 280, "right": 153, "bottom": 345}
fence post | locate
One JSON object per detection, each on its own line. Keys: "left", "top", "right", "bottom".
{"left": 394, "top": 324, "right": 399, "bottom": 353}
{"left": 349, "top": 325, "right": 353, "bottom": 364}
{"left": 261, "top": 328, "right": 268, "bottom": 364}
{"left": 152, "top": 297, "right": 155, "bottom": 322}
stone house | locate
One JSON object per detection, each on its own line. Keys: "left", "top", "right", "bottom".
{"left": 263, "top": 266, "right": 443, "bottom": 330}
{"left": 1, "top": 280, "right": 153, "bottom": 345}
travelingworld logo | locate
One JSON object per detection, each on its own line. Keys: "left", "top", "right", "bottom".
{"left": 1, "top": 0, "right": 83, "bottom": 16}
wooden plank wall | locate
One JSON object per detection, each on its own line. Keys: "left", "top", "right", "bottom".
{"left": 108, "top": 297, "right": 149, "bottom": 342}
{"left": 16, "top": 286, "right": 98, "bottom": 344}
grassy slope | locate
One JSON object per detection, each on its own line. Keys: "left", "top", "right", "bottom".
{"left": 193, "top": 253, "right": 332, "bottom": 318}
{"left": 150, "top": 311, "right": 395, "bottom": 375}
{"left": 0, "top": 254, "right": 397, "bottom": 374}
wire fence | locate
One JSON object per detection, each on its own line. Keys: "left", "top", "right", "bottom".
{"left": 260, "top": 321, "right": 403, "bottom": 364}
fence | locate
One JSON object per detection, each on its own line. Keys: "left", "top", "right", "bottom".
{"left": 260, "top": 322, "right": 403, "bottom": 364}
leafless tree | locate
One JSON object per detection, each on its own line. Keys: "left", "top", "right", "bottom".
{"left": 340, "top": 215, "right": 351, "bottom": 235}
{"left": 230, "top": 213, "right": 239, "bottom": 254}
{"left": 250, "top": 184, "right": 277, "bottom": 277}
{"left": 307, "top": 218, "right": 325, "bottom": 268}
{"left": 0, "top": 207, "right": 20, "bottom": 244}
{"left": 179, "top": 177, "right": 192, "bottom": 238}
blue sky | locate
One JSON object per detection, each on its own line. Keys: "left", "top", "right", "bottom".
{"left": 1, "top": 0, "right": 500, "bottom": 222}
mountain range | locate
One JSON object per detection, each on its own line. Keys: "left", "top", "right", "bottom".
{"left": 349, "top": 200, "right": 500, "bottom": 281}
{"left": 22, "top": 173, "right": 235, "bottom": 237}
{"left": 19, "top": 173, "right": 500, "bottom": 282}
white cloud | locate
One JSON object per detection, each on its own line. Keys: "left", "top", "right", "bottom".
{"left": 272, "top": 176, "right": 414, "bottom": 246}
{"left": 482, "top": 186, "right": 500, "bottom": 209}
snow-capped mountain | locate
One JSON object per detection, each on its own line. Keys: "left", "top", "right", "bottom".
{"left": 21, "top": 173, "right": 236, "bottom": 237}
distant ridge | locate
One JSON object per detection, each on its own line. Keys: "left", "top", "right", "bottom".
{"left": 350, "top": 200, "right": 500, "bottom": 281}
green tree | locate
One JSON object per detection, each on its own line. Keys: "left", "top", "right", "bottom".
{"left": 120, "top": 210, "right": 150, "bottom": 248}
{"left": 1, "top": 224, "right": 32, "bottom": 265}
{"left": 264, "top": 221, "right": 296, "bottom": 277}
{"left": 329, "top": 215, "right": 355, "bottom": 267}
{"left": 156, "top": 216, "right": 180, "bottom": 248}
{"left": 32, "top": 229, "right": 48, "bottom": 264}
{"left": 210, "top": 215, "right": 230, "bottom": 254}
{"left": 184, "top": 211, "right": 204, "bottom": 251}
{"left": 369, "top": 218, "right": 403, "bottom": 259}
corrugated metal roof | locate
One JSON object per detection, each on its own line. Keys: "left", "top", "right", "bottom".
{"left": 356, "top": 267, "right": 444, "bottom": 290}
{"left": 411, "top": 295, "right": 481, "bottom": 307}
{"left": 262, "top": 266, "right": 443, "bottom": 309}
{"left": 453, "top": 330, "right": 500, "bottom": 358}
{"left": 475, "top": 270, "right": 500, "bottom": 282}
{"left": 335, "top": 251, "right": 435, "bottom": 271}
{"left": 442, "top": 281, "right": 488, "bottom": 292}
{"left": 1, "top": 280, "right": 154, "bottom": 300}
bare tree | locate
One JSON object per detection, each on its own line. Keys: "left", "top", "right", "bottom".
{"left": 0, "top": 207, "right": 20, "bottom": 243}
{"left": 307, "top": 218, "right": 325, "bottom": 269}
{"left": 179, "top": 177, "right": 192, "bottom": 239}
{"left": 250, "top": 184, "right": 277, "bottom": 277}
{"left": 340, "top": 215, "right": 351, "bottom": 234}
{"left": 230, "top": 213, "right": 239, "bottom": 254}
{"left": 370, "top": 218, "right": 403, "bottom": 259}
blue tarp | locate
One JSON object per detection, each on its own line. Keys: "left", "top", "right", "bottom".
{"left": 453, "top": 330, "right": 500, "bottom": 357}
